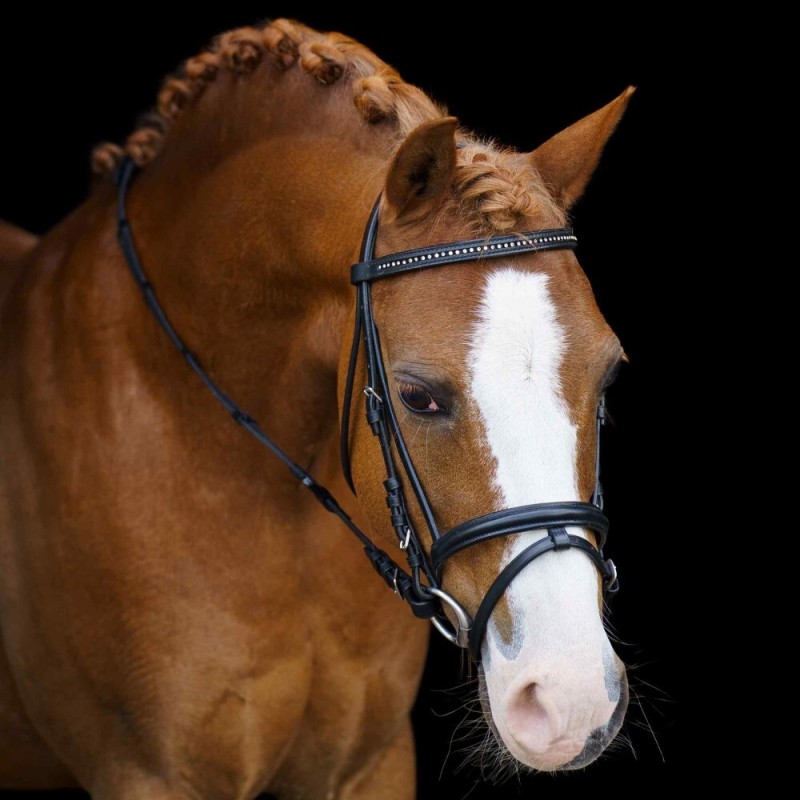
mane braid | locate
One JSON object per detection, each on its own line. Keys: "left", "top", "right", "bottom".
{"left": 91, "top": 18, "right": 565, "bottom": 234}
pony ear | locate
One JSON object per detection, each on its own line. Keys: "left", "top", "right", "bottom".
{"left": 529, "top": 87, "right": 635, "bottom": 210}
{"left": 384, "top": 117, "right": 459, "bottom": 220}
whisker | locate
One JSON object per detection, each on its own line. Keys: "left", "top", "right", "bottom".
{"left": 408, "top": 416, "right": 425, "bottom": 448}
{"left": 627, "top": 683, "right": 666, "bottom": 763}
{"left": 424, "top": 421, "right": 432, "bottom": 472}
{"left": 627, "top": 674, "right": 674, "bottom": 702}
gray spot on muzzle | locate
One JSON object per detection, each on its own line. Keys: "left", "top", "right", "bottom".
{"left": 563, "top": 676, "right": 629, "bottom": 769}
{"left": 602, "top": 638, "right": 621, "bottom": 703}
{"left": 487, "top": 618, "right": 523, "bottom": 663}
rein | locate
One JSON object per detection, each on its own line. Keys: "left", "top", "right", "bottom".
{"left": 115, "top": 158, "right": 617, "bottom": 661}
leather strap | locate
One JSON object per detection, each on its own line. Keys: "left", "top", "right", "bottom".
{"left": 431, "top": 502, "right": 609, "bottom": 575}
{"left": 351, "top": 229, "right": 577, "bottom": 283}
{"left": 468, "top": 529, "right": 617, "bottom": 660}
{"left": 339, "top": 197, "right": 381, "bottom": 494}
{"left": 116, "top": 160, "right": 439, "bottom": 622}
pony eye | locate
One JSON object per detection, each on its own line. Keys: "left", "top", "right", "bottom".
{"left": 398, "top": 382, "right": 441, "bottom": 414}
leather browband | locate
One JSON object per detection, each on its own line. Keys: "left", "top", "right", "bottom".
{"left": 351, "top": 229, "right": 577, "bottom": 284}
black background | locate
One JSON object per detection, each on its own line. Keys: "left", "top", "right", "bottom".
{"left": 1, "top": 6, "right": 679, "bottom": 798}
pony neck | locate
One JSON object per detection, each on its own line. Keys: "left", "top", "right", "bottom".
{"left": 119, "top": 113, "right": 390, "bottom": 474}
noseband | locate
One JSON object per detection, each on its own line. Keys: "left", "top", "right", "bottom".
{"left": 116, "top": 159, "right": 618, "bottom": 662}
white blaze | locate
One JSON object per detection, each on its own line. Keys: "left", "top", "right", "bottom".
{"left": 469, "top": 269, "right": 578, "bottom": 510}
{"left": 468, "top": 268, "right": 616, "bottom": 763}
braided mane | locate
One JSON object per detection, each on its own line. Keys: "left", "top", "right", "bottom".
{"left": 92, "top": 19, "right": 564, "bottom": 233}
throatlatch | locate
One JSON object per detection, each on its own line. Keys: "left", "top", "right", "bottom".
{"left": 116, "top": 158, "right": 617, "bottom": 662}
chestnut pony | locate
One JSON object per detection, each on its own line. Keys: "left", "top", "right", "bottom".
{"left": 0, "top": 19, "right": 633, "bottom": 800}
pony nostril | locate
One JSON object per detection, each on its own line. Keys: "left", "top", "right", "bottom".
{"left": 522, "top": 683, "right": 548, "bottom": 731}
{"left": 507, "top": 682, "right": 563, "bottom": 755}
{"left": 503, "top": 681, "right": 588, "bottom": 767}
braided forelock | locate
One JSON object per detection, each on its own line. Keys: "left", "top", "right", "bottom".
{"left": 453, "top": 141, "right": 566, "bottom": 232}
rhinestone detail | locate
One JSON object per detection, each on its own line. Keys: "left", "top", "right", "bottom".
{"left": 372, "top": 232, "right": 577, "bottom": 271}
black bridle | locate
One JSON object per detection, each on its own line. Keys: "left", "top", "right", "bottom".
{"left": 116, "top": 158, "right": 618, "bottom": 661}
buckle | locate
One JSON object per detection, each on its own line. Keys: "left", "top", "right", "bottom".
{"left": 426, "top": 587, "right": 472, "bottom": 649}
{"left": 604, "top": 558, "right": 619, "bottom": 594}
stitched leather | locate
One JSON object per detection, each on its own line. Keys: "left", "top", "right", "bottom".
{"left": 351, "top": 229, "right": 577, "bottom": 283}
{"left": 431, "top": 502, "right": 609, "bottom": 575}
{"left": 468, "top": 532, "right": 614, "bottom": 660}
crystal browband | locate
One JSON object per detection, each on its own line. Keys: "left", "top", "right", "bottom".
{"left": 350, "top": 228, "right": 577, "bottom": 284}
